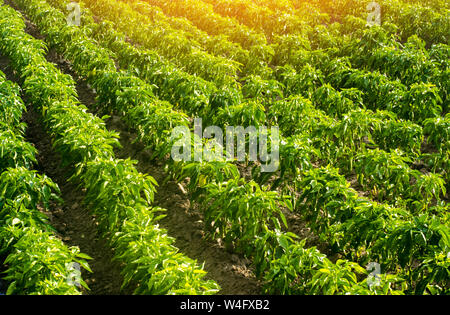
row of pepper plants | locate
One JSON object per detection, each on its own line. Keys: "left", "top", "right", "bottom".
{"left": 46, "top": 0, "right": 239, "bottom": 121}
{"left": 0, "top": 69, "right": 91, "bottom": 294}
{"left": 0, "top": 3, "right": 219, "bottom": 295}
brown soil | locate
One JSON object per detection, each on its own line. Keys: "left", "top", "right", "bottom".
{"left": 93, "top": 103, "right": 263, "bottom": 295}
{"left": 4, "top": 1, "right": 263, "bottom": 294}
{"left": 25, "top": 105, "right": 129, "bottom": 295}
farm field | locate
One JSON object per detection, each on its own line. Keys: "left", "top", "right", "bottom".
{"left": 0, "top": 0, "right": 448, "bottom": 296}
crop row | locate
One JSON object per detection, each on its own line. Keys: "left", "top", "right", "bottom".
{"left": 46, "top": 0, "right": 239, "bottom": 120}
{"left": 0, "top": 70, "right": 90, "bottom": 295}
